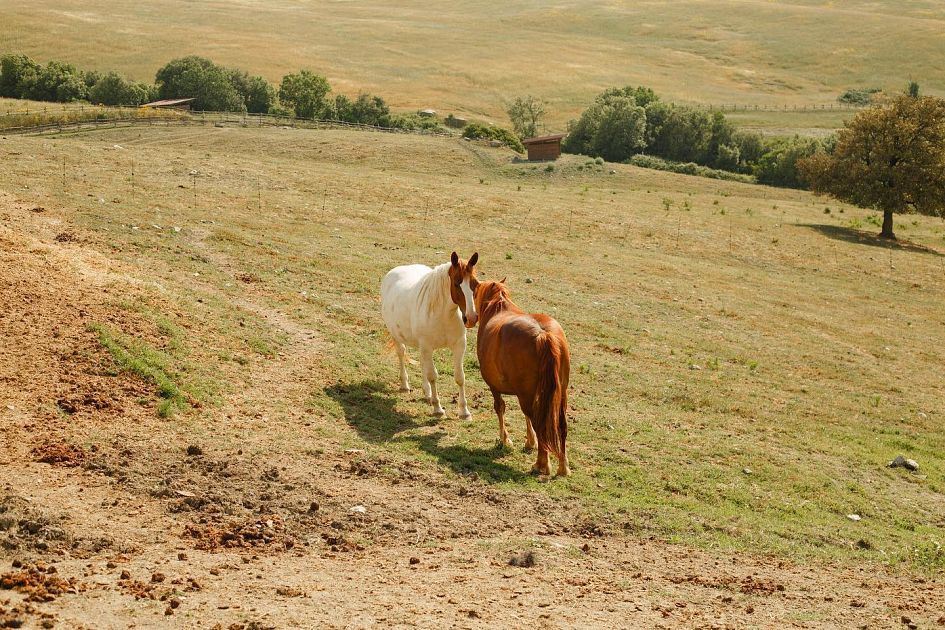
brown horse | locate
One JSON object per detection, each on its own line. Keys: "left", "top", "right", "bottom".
{"left": 473, "top": 279, "right": 571, "bottom": 477}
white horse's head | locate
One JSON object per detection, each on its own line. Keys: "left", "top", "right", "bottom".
{"left": 448, "top": 251, "right": 479, "bottom": 328}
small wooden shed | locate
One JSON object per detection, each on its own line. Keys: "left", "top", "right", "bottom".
{"left": 523, "top": 133, "right": 566, "bottom": 161}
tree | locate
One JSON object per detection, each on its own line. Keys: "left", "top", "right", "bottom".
{"left": 506, "top": 95, "right": 545, "bottom": 139}
{"left": 799, "top": 95, "right": 945, "bottom": 239}
{"left": 155, "top": 56, "right": 245, "bottom": 112}
{"left": 89, "top": 72, "right": 152, "bottom": 106}
{"left": 227, "top": 70, "right": 276, "bottom": 114}
{"left": 0, "top": 54, "right": 40, "bottom": 98}
{"left": 755, "top": 136, "right": 823, "bottom": 188}
{"left": 908, "top": 81, "right": 920, "bottom": 98}
{"left": 278, "top": 71, "right": 332, "bottom": 119}
{"left": 334, "top": 93, "right": 390, "bottom": 126}
{"left": 563, "top": 94, "right": 646, "bottom": 160}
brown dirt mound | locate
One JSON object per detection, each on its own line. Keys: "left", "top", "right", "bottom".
{"left": 32, "top": 440, "right": 87, "bottom": 467}
{"left": 0, "top": 564, "right": 82, "bottom": 603}
{"left": 183, "top": 515, "right": 295, "bottom": 551}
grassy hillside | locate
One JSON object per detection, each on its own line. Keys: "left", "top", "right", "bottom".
{"left": 1, "top": 1, "right": 943, "bottom": 126}
{"left": 1, "top": 124, "right": 942, "bottom": 571}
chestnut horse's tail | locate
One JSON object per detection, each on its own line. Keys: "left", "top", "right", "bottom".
{"left": 533, "top": 331, "right": 568, "bottom": 463}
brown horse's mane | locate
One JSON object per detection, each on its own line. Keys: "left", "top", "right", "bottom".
{"left": 476, "top": 281, "right": 516, "bottom": 317}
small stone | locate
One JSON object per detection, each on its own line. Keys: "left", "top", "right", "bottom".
{"left": 509, "top": 551, "right": 537, "bottom": 568}
{"left": 409, "top": 557, "right": 420, "bottom": 565}
{"left": 308, "top": 501, "right": 319, "bottom": 513}
{"left": 106, "top": 561, "right": 117, "bottom": 569}
{"left": 165, "top": 606, "right": 173, "bottom": 615}
{"left": 120, "top": 570, "right": 131, "bottom": 580}
{"left": 170, "top": 598, "right": 181, "bottom": 609}
{"left": 581, "top": 543, "right": 590, "bottom": 553}
{"left": 178, "top": 552, "right": 188, "bottom": 561}
{"left": 151, "top": 572, "right": 166, "bottom": 583}
{"left": 525, "top": 278, "right": 533, "bottom": 284}
{"left": 186, "top": 445, "right": 203, "bottom": 456}
{"left": 742, "top": 468, "right": 752, "bottom": 475}
{"left": 889, "top": 455, "right": 919, "bottom": 471}
{"left": 847, "top": 514, "right": 861, "bottom": 522}
{"left": 350, "top": 505, "right": 367, "bottom": 514}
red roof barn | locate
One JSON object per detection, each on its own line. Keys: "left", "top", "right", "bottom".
{"left": 523, "top": 133, "right": 566, "bottom": 161}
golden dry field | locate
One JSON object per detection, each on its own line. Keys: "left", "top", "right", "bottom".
{"left": 1, "top": 0, "right": 944, "bottom": 126}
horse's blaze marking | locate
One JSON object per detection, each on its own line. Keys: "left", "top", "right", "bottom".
{"left": 460, "top": 278, "right": 477, "bottom": 323}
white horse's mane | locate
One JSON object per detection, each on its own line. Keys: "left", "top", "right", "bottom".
{"left": 416, "top": 262, "right": 454, "bottom": 317}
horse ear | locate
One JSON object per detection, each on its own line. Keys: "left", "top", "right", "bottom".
{"left": 469, "top": 252, "right": 479, "bottom": 267}
{"left": 450, "top": 252, "right": 459, "bottom": 266}
{"left": 500, "top": 276, "right": 507, "bottom": 284}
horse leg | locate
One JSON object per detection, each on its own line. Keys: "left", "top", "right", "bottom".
{"left": 396, "top": 343, "right": 410, "bottom": 392}
{"left": 531, "top": 446, "right": 551, "bottom": 476}
{"left": 524, "top": 417, "right": 538, "bottom": 451}
{"left": 491, "top": 389, "right": 512, "bottom": 448}
{"left": 420, "top": 346, "right": 445, "bottom": 417}
{"left": 453, "top": 341, "right": 471, "bottom": 420}
{"left": 556, "top": 448, "right": 571, "bottom": 477}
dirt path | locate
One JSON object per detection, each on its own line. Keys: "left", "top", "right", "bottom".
{"left": 1, "top": 191, "right": 942, "bottom": 629}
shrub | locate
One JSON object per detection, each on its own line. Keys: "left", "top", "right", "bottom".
{"left": 462, "top": 123, "right": 525, "bottom": 153}
{"left": 838, "top": 88, "right": 881, "bottom": 106}
{"left": 754, "top": 136, "right": 826, "bottom": 188}
{"left": 334, "top": 93, "right": 391, "bottom": 126}
{"left": 628, "top": 154, "right": 755, "bottom": 183}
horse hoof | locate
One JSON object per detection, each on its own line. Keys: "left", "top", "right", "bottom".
{"left": 497, "top": 439, "right": 513, "bottom": 451}
{"left": 556, "top": 467, "right": 572, "bottom": 477}
{"left": 399, "top": 386, "right": 411, "bottom": 393}
{"left": 530, "top": 464, "right": 550, "bottom": 476}
{"left": 523, "top": 443, "right": 536, "bottom": 452}
{"left": 432, "top": 408, "right": 446, "bottom": 418}
{"left": 458, "top": 410, "right": 472, "bottom": 420}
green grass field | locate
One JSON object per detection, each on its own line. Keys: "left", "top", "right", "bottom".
{"left": 2, "top": 124, "right": 942, "bottom": 571}
{"left": 1, "top": 0, "right": 943, "bottom": 127}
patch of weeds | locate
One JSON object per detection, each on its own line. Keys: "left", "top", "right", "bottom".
{"left": 544, "top": 164, "right": 554, "bottom": 173}
{"left": 901, "top": 540, "right": 945, "bottom": 574}
{"left": 824, "top": 207, "right": 831, "bottom": 214}
{"left": 578, "top": 363, "right": 591, "bottom": 375}
{"left": 848, "top": 217, "right": 863, "bottom": 229}
{"left": 89, "top": 323, "right": 189, "bottom": 417}
{"left": 662, "top": 198, "right": 673, "bottom": 212}
{"left": 706, "top": 357, "right": 721, "bottom": 371}
{"left": 248, "top": 337, "right": 277, "bottom": 358}
{"left": 865, "top": 214, "right": 881, "bottom": 227}
{"left": 505, "top": 252, "right": 513, "bottom": 260}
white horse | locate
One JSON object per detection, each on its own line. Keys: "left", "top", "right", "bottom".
{"left": 380, "top": 252, "right": 480, "bottom": 418}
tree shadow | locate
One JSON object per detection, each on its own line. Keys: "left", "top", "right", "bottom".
{"left": 799, "top": 223, "right": 944, "bottom": 256}
{"left": 324, "top": 380, "right": 528, "bottom": 483}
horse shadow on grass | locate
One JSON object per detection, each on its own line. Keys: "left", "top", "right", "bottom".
{"left": 799, "top": 223, "right": 944, "bottom": 256}
{"left": 324, "top": 379, "right": 527, "bottom": 483}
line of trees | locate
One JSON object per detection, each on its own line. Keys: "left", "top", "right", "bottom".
{"left": 0, "top": 53, "right": 422, "bottom": 129}
{"left": 553, "top": 85, "right": 835, "bottom": 188}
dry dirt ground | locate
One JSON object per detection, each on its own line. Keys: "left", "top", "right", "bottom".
{"left": 1, "top": 190, "right": 943, "bottom": 629}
